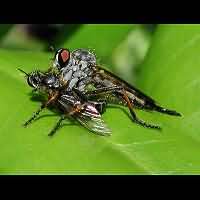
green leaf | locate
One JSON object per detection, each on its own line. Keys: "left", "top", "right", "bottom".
{"left": 1, "top": 24, "right": 200, "bottom": 174}
{"left": 136, "top": 24, "right": 200, "bottom": 174}
{"left": 62, "top": 24, "right": 134, "bottom": 68}
{"left": 2, "top": 25, "right": 147, "bottom": 174}
{"left": 112, "top": 25, "right": 152, "bottom": 84}
{"left": 0, "top": 49, "right": 149, "bottom": 174}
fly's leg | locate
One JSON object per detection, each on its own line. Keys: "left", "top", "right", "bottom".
{"left": 48, "top": 93, "right": 83, "bottom": 137}
{"left": 88, "top": 100, "right": 107, "bottom": 114}
{"left": 95, "top": 101, "right": 107, "bottom": 114}
{"left": 122, "top": 91, "right": 161, "bottom": 130}
{"left": 83, "top": 86, "right": 123, "bottom": 113}
{"left": 23, "top": 104, "right": 45, "bottom": 127}
{"left": 129, "top": 107, "right": 161, "bottom": 129}
{"left": 83, "top": 86, "right": 161, "bottom": 129}
{"left": 48, "top": 116, "right": 65, "bottom": 137}
{"left": 48, "top": 102, "right": 88, "bottom": 137}
{"left": 73, "top": 86, "right": 123, "bottom": 102}
{"left": 73, "top": 87, "right": 120, "bottom": 114}
{"left": 23, "top": 91, "right": 59, "bottom": 127}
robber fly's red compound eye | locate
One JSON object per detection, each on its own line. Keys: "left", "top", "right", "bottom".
{"left": 55, "top": 48, "right": 70, "bottom": 69}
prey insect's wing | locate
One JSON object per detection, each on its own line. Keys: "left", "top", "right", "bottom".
{"left": 75, "top": 103, "right": 111, "bottom": 136}
{"left": 58, "top": 96, "right": 111, "bottom": 136}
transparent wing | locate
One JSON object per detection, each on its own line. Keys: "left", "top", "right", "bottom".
{"left": 58, "top": 97, "right": 111, "bottom": 136}
{"left": 74, "top": 103, "right": 111, "bottom": 136}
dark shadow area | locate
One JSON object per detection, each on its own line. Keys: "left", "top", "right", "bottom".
{"left": 52, "top": 24, "right": 83, "bottom": 48}
{"left": 27, "top": 90, "right": 78, "bottom": 122}
{"left": 47, "top": 122, "right": 77, "bottom": 137}
{"left": 0, "top": 24, "right": 13, "bottom": 42}
{"left": 27, "top": 91, "right": 62, "bottom": 116}
{"left": 25, "top": 24, "right": 62, "bottom": 43}
{"left": 23, "top": 24, "right": 82, "bottom": 51}
{"left": 57, "top": 122, "right": 78, "bottom": 132}
{"left": 28, "top": 91, "right": 47, "bottom": 102}
{"left": 33, "top": 113, "right": 59, "bottom": 122}
{"left": 143, "top": 24, "right": 158, "bottom": 34}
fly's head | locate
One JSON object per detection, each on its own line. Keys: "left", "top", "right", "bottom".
{"left": 51, "top": 48, "right": 97, "bottom": 92}
{"left": 28, "top": 71, "right": 61, "bottom": 92}
{"left": 26, "top": 71, "right": 42, "bottom": 89}
{"left": 53, "top": 48, "right": 96, "bottom": 78}
{"left": 18, "top": 68, "right": 60, "bottom": 93}
{"left": 53, "top": 48, "right": 71, "bottom": 70}
{"left": 69, "top": 49, "right": 97, "bottom": 91}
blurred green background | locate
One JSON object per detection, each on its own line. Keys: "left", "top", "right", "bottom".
{"left": 0, "top": 24, "right": 199, "bottom": 174}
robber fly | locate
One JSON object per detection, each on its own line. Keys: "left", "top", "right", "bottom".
{"left": 19, "top": 47, "right": 181, "bottom": 136}
{"left": 49, "top": 48, "right": 182, "bottom": 130}
{"left": 18, "top": 68, "right": 111, "bottom": 136}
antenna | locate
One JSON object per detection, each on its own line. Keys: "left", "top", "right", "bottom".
{"left": 17, "top": 68, "right": 29, "bottom": 76}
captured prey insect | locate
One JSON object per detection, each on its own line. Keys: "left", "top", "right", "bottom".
{"left": 49, "top": 48, "right": 182, "bottom": 131}
{"left": 18, "top": 68, "right": 111, "bottom": 136}
{"left": 18, "top": 47, "right": 181, "bottom": 136}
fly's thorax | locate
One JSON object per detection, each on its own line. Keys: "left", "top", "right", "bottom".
{"left": 27, "top": 71, "right": 41, "bottom": 88}
{"left": 53, "top": 48, "right": 96, "bottom": 72}
{"left": 71, "top": 49, "right": 96, "bottom": 65}
{"left": 61, "top": 50, "right": 96, "bottom": 77}
{"left": 61, "top": 57, "right": 95, "bottom": 91}
{"left": 52, "top": 48, "right": 97, "bottom": 91}
{"left": 43, "top": 74, "right": 60, "bottom": 88}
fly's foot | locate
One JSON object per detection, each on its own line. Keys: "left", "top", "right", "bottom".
{"left": 23, "top": 105, "right": 45, "bottom": 127}
{"left": 132, "top": 117, "right": 161, "bottom": 130}
{"left": 23, "top": 119, "right": 32, "bottom": 127}
{"left": 129, "top": 106, "right": 161, "bottom": 130}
